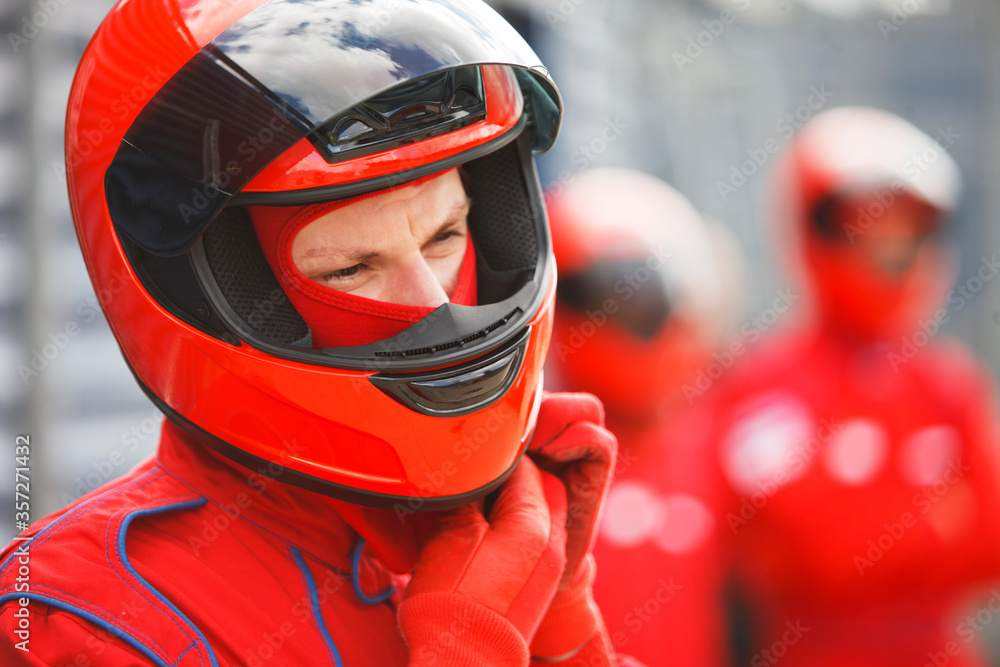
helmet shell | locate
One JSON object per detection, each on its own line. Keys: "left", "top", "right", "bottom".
{"left": 547, "top": 168, "right": 737, "bottom": 417}
{"left": 67, "top": 0, "right": 562, "bottom": 509}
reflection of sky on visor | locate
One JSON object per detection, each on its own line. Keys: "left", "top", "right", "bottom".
{"left": 212, "top": 0, "right": 542, "bottom": 124}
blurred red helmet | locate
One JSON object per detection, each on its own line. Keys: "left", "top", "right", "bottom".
{"left": 67, "top": 0, "right": 562, "bottom": 510}
{"left": 547, "top": 168, "right": 738, "bottom": 418}
{"left": 771, "top": 106, "right": 961, "bottom": 338}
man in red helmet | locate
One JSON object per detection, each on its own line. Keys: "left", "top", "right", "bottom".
{"left": 708, "top": 106, "right": 1000, "bottom": 666}
{"left": 0, "top": 1, "right": 632, "bottom": 665}
{"left": 546, "top": 168, "right": 740, "bottom": 667}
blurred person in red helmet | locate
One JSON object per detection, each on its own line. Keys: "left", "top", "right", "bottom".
{"left": 546, "top": 168, "right": 743, "bottom": 667}
{"left": 708, "top": 106, "right": 1000, "bottom": 667}
{"left": 0, "top": 1, "right": 636, "bottom": 665}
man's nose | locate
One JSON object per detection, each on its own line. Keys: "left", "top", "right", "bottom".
{"left": 389, "top": 253, "right": 450, "bottom": 309}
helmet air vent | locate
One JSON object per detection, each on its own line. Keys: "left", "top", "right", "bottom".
{"left": 312, "top": 67, "right": 487, "bottom": 162}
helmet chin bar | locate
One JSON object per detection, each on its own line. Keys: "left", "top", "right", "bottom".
{"left": 369, "top": 327, "right": 531, "bottom": 418}
{"left": 131, "top": 366, "right": 524, "bottom": 511}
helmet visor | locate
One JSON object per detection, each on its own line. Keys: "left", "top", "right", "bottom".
{"left": 105, "top": 0, "right": 560, "bottom": 256}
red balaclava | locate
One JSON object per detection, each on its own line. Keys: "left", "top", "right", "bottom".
{"left": 248, "top": 169, "right": 478, "bottom": 349}
{"left": 800, "top": 193, "right": 949, "bottom": 340}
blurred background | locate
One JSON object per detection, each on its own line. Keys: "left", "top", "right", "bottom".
{"left": 0, "top": 0, "right": 998, "bottom": 661}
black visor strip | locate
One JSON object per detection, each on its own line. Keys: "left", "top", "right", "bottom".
{"left": 106, "top": 49, "right": 307, "bottom": 256}
{"left": 559, "top": 259, "right": 674, "bottom": 339}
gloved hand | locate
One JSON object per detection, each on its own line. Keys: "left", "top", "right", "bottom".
{"left": 399, "top": 456, "right": 569, "bottom": 667}
{"left": 527, "top": 391, "right": 616, "bottom": 589}
{"left": 527, "top": 391, "right": 618, "bottom": 662}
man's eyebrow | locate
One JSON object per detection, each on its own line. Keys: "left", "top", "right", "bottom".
{"left": 425, "top": 197, "right": 472, "bottom": 242}
{"left": 303, "top": 196, "right": 471, "bottom": 260}
{"left": 303, "top": 246, "right": 379, "bottom": 262}
{"left": 450, "top": 196, "right": 472, "bottom": 218}
{"left": 441, "top": 196, "right": 472, "bottom": 228}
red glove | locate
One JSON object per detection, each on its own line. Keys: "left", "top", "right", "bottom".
{"left": 399, "top": 456, "right": 569, "bottom": 666}
{"left": 527, "top": 391, "right": 618, "bottom": 662}
{"left": 528, "top": 391, "right": 616, "bottom": 588}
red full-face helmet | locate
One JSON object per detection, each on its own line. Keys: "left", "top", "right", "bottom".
{"left": 546, "top": 168, "right": 739, "bottom": 418}
{"left": 771, "top": 106, "right": 961, "bottom": 338}
{"left": 67, "top": 0, "right": 562, "bottom": 510}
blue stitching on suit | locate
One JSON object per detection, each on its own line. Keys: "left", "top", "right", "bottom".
{"left": 291, "top": 546, "right": 344, "bottom": 667}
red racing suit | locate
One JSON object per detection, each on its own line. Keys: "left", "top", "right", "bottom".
{"left": 591, "top": 409, "right": 729, "bottom": 667}
{"left": 0, "top": 419, "right": 628, "bottom": 666}
{"left": 708, "top": 327, "right": 1000, "bottom": 667}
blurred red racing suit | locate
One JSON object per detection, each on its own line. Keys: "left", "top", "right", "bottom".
{"left": 545, "top": 168, "right": 736, "bottom": 667}
{"left": 707, "top": 106, "right": 1000, "bottom": 666}
{"left": 591, "top": 410, "right": 729, "bottom": 667}
{"left": 710, "top": 327, "right": 1000, "bottom": 667}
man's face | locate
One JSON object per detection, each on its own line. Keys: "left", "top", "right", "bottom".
{"left": 291, "top": 170, "right": 471, "bottom": 307}
{"left": 805, "top": 188, "right": 951, "bottom": 336}
{"left": 832, "top": 190, "right": 943, "bottom": 278}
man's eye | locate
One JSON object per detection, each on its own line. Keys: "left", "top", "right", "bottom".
{"left": 431, "top": 230, "right": 462, "bottom": 244}
{"left": 321, "top": 264, "right": 363, "bottom": 281}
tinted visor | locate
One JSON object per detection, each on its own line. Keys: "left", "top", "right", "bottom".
{"left": 105, "top": 0, "right": 561, "bottom": 256}
{"left": 811, "top": 189, "right": 947, "bottom": 244}
{"left": 558, "top": 259, "right": 674, "bottom": 339}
